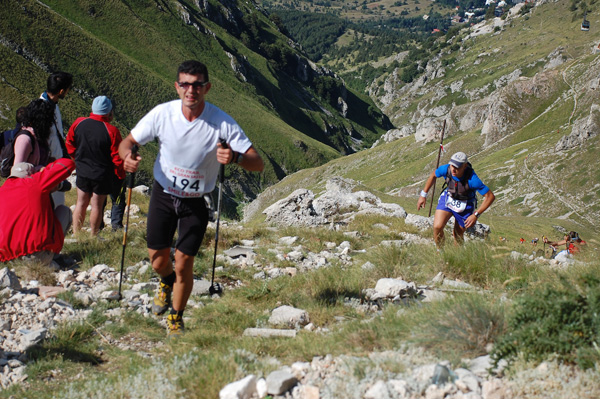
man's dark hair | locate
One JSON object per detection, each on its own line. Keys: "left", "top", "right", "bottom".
{"left": 47, "top": 71, "right": 73, "bottom": 94}
{"left": 15, "top": 107, "right": 27, "bottom": 124}
{"left": 177, "top": 60, "right": 209, "bottom": 82}
{"left": 23, "top": 99, "right": 55, "bottom": 143}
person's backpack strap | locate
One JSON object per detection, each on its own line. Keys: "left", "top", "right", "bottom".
{"left": 14, "top": 130, "right": 37, "bottom": 156}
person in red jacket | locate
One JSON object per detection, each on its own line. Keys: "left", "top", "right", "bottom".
{"left": 66, "top": 96, "right": 125, "bottom": 236}
{"left": 0, "top": 158, "right": 75, "bottom": 264}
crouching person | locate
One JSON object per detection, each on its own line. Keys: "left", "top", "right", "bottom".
{"left": 0, "top": 159, "right": 75, "bottom": 266}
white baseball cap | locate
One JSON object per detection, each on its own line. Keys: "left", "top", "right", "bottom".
{"left": 449, "top": 152, "right": 468, "bottom": 168}
{"left": 10, "top": 162, "right": 34, "bottom": 178}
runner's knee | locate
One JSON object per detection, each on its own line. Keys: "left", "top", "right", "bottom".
{"left": 149, "top": 248, "right": 172, "bottom": 273}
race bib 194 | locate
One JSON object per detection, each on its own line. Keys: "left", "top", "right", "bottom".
{"left": 166, "top": 165, "right": 206, "bottom": 197}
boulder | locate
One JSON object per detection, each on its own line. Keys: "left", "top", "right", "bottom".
{"left": 268, "top": 305, "right": 309, "bottom": 328}
{"left": 0, "top": 268, "right": 21, "bottom": 291}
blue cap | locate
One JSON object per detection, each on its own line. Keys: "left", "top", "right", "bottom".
{"left": 92, "top": 96, "right": 113, "bottom": 115}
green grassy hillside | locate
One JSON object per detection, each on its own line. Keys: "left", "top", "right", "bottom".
{"left": 0, "top": 0, "right": 388, "bottom": 199}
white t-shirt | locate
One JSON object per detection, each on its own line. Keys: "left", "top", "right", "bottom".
{"left": 131, "top": 100, "right": 252, "bottom": 198}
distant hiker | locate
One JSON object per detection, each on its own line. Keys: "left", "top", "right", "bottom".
{"left": 41, "top": 71, "right": 73, "bottom": 208}
{"left": 532, "top": 237, "right": 538, "bottom": 246}
{"left": 0, "top": 159, "right": 75, "bottom": 265}
{"left": 417, "top": 152, "right": 495, "bottom": 247}
{"left": 543, "top": 231, "right": 586, "bottom": 260}
{"left": 1, "top": 107, "right": 27, "bottom": 148}
{"left": 66, "top": 96, "right": 124, "bottom": 236}
{"left": 119, "top": 60, "right": 264, "bottom": 336}
{"left": 520, "top": 238, "right": 525, "bottom": 244}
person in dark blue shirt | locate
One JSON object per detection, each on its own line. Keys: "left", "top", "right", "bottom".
{"left": 417, "top": 152, "right": 495, "bottom": 247}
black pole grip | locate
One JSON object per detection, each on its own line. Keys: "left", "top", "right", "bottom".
{"left": 219, "top": 139, "right": 228, "bottom": 184}
{"left": 127, "top": 144, "right": 139, "bottom": 189}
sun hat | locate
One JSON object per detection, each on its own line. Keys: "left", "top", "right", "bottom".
{"left": 449, "top": 152, "right": 468, "bottom": 168}
{"left": 10, "top": 162, "right": 34, "bottom": 178}
{"left": 92, "top": 96, "right": 113, "bottom": 115}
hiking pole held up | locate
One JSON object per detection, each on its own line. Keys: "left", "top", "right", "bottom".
{"left": 117, "top": 144, "right": 138, "bottom": 301}
{"left": 428, "top": 119, "right": 446, "bottom": 217}
{"left": 209, "top": 140, "right": 227, "bottom": 296}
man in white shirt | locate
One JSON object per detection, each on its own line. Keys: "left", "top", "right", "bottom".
{"left": 120, "top": 60, "right": 264, "bottom": 336}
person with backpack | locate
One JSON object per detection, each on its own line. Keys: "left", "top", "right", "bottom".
{"left": 417, "top": 152, "right": 495, "bottom": 247}
{"left": 0, "top": 99, "right": 55, "bottom": 178}
{"left": 66, "top": 96, "right": 124, "bottom": 236}
{"left": 119, "top": 60, "right": 264, "bottom": 336}
{"left": 0, "top": 158, "right": 75, "bottom": 265}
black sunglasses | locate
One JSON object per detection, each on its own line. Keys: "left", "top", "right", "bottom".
{"left": 177, "top": 81, "right": 208, "bottom": 90}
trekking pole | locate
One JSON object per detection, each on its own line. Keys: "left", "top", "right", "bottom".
{"left": 543, "top": 235, "right": 546, "bottom": 253}
{"left": 117, "top": 145, "right": 138, "bottom": 300}
{"left": 428, "top": 119, "right": 446, "bottom": 217}
{"left": 209, "top": 140, "right": 227, "bottom": 295}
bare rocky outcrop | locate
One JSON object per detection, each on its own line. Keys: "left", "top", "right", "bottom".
{"left": 262, "top": 177, "right": 407, "bottom": 227}
{"left": 225, "top": 51, "right": 248, "bottom": 82}
{"left": 480, "top": 70, "right": 561, "bottom": 147}
{"left": 371, "top": 125, "right": 415, "bottom": 147}
{"left": 555, "top": 104, "right": 600, "bottom": 151}
{"left": 263, "top": 189, "right": 328, "bottom": 227}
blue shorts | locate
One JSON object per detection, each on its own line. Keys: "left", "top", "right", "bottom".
{"left": 436, "top": 191, "right": 475, "bottom": 228}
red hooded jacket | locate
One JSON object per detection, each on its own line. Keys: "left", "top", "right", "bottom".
{"left": 0, "top": 158, "right": 75, "bottom": 261}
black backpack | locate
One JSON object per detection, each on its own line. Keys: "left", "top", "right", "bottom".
{"left": 441, "top": 162, "right": 474, "bottom": 201}
{"left": 0, "top": 130, "right": 36, "bottom": 178}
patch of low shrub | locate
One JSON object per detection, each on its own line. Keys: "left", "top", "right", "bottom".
{"left": 492, "top": 268, "right": 600, "bottom": 369}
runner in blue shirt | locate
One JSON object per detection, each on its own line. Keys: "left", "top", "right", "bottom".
{"left": 417, "top": 152, "right": 495, "bottom": 247}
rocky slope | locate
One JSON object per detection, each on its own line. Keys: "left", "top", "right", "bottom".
{"left": 1, "top": 183, "right": 596, "bottom": 397}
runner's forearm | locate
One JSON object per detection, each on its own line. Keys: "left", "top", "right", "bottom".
{"left": 475, "top": 190, "right": 495, "bottom": 216}
{"left": 238, "top": 147, "right": 264, "bottom": 172}
{"left": 421, "top": 171, "right": 437, "bottom": 195}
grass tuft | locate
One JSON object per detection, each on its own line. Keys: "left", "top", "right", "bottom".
{"left": 406, "top": 294, "right": 507, "bottom": 362}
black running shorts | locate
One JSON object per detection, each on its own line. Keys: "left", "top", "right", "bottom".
{"left": 146, "top": 181, "right": 209, "bottom": 256}
{"left": 76, "top": 175, "right": 113, "bottom": 195}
